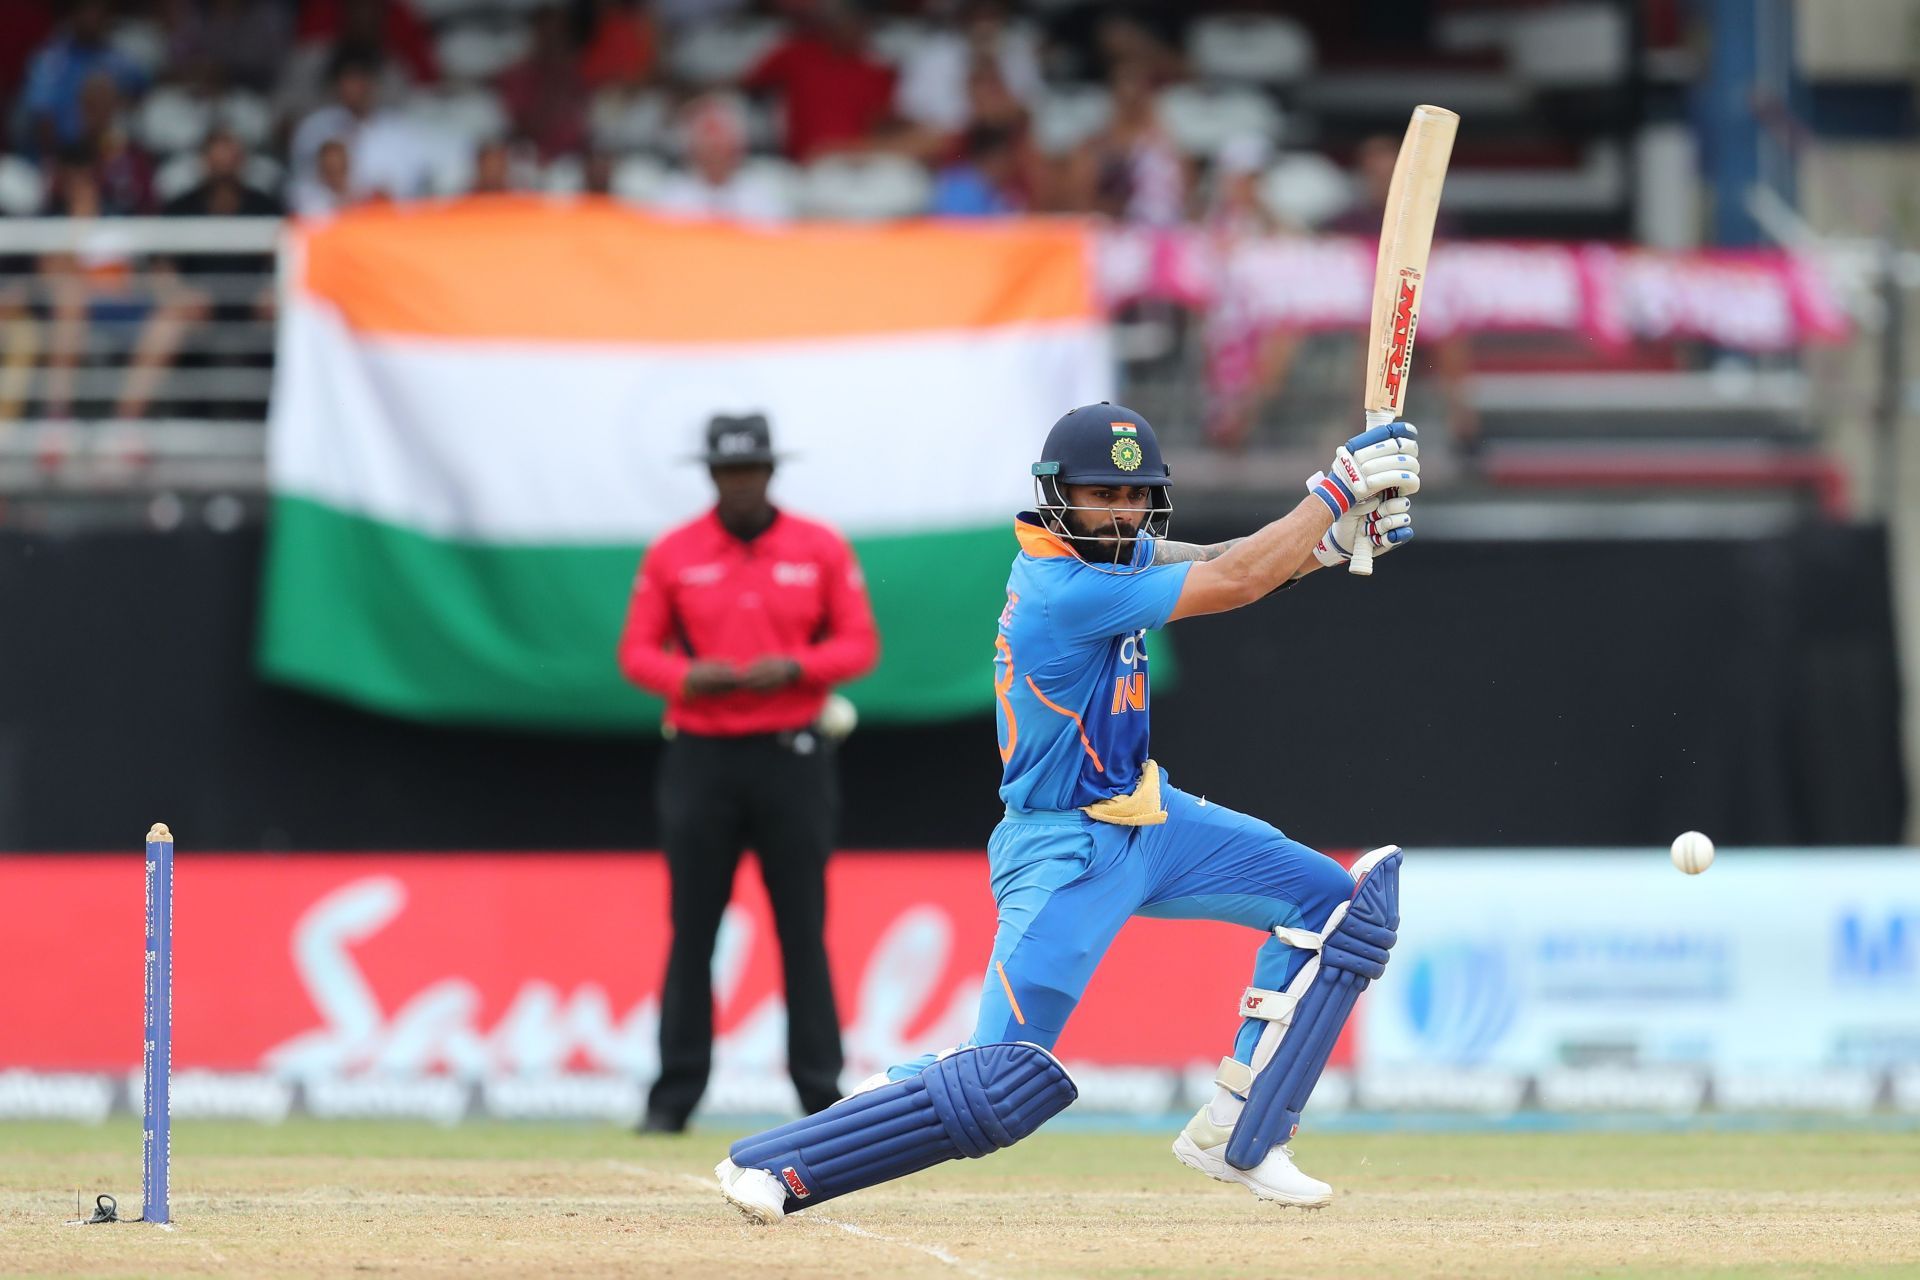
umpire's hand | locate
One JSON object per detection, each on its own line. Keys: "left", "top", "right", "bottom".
{"left": 683, "top": 661, "right": 741, "bottom": 698}
{"left": 739, "top": 657, "right": 803, "bottom": 692}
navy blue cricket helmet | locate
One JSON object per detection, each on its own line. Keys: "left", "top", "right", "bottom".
{"left": 1031, "top": 402, "right": 1174, "bottom": 547}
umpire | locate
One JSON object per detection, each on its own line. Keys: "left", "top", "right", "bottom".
{"left": 618, "top": 412, "right": 880, "bottom": 1133}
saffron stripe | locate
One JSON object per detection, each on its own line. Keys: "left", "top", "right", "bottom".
{"left": 1024, "top": 674, "right": 1105, "bottom": 773}
{"left": 996, "top": 961, "right": 1027, "bottom": 1026}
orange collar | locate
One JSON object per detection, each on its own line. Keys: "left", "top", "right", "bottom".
{"left": 1014, "top": 514, "right": 1076, "bottom": 559}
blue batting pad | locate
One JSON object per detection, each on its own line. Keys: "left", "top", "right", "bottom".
{"left": 1225, "top": 850, "right": 1400, "bottom": 1171}
{"left": 727, "top": 1042, "right": 1076, "bottom": 1213}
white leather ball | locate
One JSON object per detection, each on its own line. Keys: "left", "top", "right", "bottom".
{"left": 1669, "top": 830, "right": 1715, "bottom": 875}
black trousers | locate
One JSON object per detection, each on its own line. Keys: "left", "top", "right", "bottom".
{"left": 648, "top": 731, "right": 844, "bottom": 1122}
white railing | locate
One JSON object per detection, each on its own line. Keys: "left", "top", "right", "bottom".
{"left": 0, "top": 217, "right": 280, "bottom": 495}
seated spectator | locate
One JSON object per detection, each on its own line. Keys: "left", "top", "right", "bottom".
{"left": 497, "top": 8, "right": 589, "bottom": 162}
{"left": 162, "top": 0, "right": 292, "bottom": 93}
{"left": 290, "top": 137, "right": 356, "bottom": 217}
{"left": 1204, "top": 135, "right": 1277, "bottom": 238}
{"left": 292, "top": 49, "right": 441, "bottom": 204}
{"left": 469, "top": 139, "right": 515, "bottom": 194}
{"left": 744, "top": 0, "right": 900, "bottom": 162}
{"left": 1042, "top": 3, "right": 1185, "bottom": 86}
{"left": 76, "top": 72, "right": 152, "bottom": 216}
{"left": 157, "top": 129, "right": 280, "bottom": 418}
{"left": 164, "top": 127, "right": 280, "bottom": 219}
{"left": 578, "top": 0, "right": 658, "bottom": 92}
{"left": 930, "top": 124, "right": 1022, "bottom": 218}
{"left": 276, "top": 0, "right": 423, "bottom": 125}
{"left": 896, "top": 1, "right": 1041, "bottom": 138}
{"left": 1065, "top": 59, "right": 1186, "bottom": 226}
{"left": 18, "top": 0, "right": 149, "bottom": 158}
{"left": 38, "top": 149, "right": 203, "bottom": 421}
{"left": 582, "top": 147, "right": 615, "bottom": 196}
{"left": 652, "top": 94, "right": 793, "bottom": 223}
{"left": 296, "top": 0, "right": 437, "bottom": 85}
{"left": 1197, "top": 136, "right": 1295, "bottom": 452}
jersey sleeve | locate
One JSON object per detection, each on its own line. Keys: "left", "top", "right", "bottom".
{"left": 1047, "top": 561, "right": 1193, "bottom": 647}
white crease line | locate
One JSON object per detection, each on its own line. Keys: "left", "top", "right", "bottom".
{"left": 606, "top": 1160, "right": 999, "bottom": 1280}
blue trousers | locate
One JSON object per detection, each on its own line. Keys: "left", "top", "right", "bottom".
{"left": 890, "top": 782, "right": 1354, "bottom": 1080}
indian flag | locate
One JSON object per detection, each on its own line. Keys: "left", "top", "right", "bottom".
{"left": 261, "top": 198, "right": 1112, "bottom": 729}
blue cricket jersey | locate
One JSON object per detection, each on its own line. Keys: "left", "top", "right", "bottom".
{"left": 994, "top": 514, "right": 1194, "bottom": 812}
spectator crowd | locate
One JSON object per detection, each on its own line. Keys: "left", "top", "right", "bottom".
{"left": 3, "top": 0, "right": 1344, "bottom": 225}
{"left": 4, "top": 0, "right": 1484, "bottom": 449}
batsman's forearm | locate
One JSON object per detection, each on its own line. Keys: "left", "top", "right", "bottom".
{"left": 1211, "top": 497, "right": 1334, "bottom": 603}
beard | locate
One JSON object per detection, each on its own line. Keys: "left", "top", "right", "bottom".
{"left": 1060, "top": 508, "right": 1142, "bottom": 564}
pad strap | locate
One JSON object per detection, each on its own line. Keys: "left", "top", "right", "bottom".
{"left": 1238, "top": 986, "right": 1297, "bottom": 1022}
{"left": 1215, "top": 1056, "right": 1253, "bottom": 1095}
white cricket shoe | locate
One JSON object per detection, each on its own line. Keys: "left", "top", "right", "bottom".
{"left": 715, "top": 1158, "right": 787, "bottom": 1224}
{"left": 1172, "top": 1109, "right": 1333, "bottom": 1208}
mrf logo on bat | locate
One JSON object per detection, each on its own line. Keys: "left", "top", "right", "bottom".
{"left": 1381, "top": 269, "right": 1420, "bottom": 408}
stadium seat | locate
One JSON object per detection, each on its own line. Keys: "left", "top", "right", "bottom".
{"left": 1507, "top": 4, "right": 1631, "bottom": 87}
{"left": 138, "top": 87, "right": 214, "bottom": 156}
{"left": 669, "top": 19, "right": 786, "bottom": 86}
{"left": 799, "top": 154, "right": 930, "bottom": 220}
{"left": 153, "top": 152, "right": 206, "bottom": 204}
{"left": 110, "top": 19, "right": 168, "bottom": 77}
{"left": 736, "top": 156, "right": 802, "bottom": 210}
{"left": 589, "top": 87, "right": 670, "bottom": 153}
{"left": 218, "top": 92, "right": 273, "bottom": 149}
{"left": 0, "top": 155, "right": 44, "bottom": 216}
{"left": 243, "top": 155, "right": 284, "bottom": 196}
{"left": 1156, "top": 85, "right": 1284, "bottom": 157}
{"left": 1033, "top": 84, "right": 1112, "bottom": 155}
{"left": 870, "top": 18, "right": 933, "bottom": 67}
{"left": 405, "top": 0, "right": 495, "bottom": 20}
{"left": 1187, "top": 15, "right": 1316, "bottom": 86}
{"left": 1259, "top": 152, "right": 1353, "bottom": 230}
{"left": 543, "top": 154, "right": 585, "bottom": 193}
{"left": 611, "top": 154, "right": 669, "bottom": 204}
{"left": 436, "top": 23, "right": 532, "bottom": 83}
{"left": 404, "top": 87, "right": 510, "bottom": 147}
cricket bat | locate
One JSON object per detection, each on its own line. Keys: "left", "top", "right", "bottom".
{"left": 1349, "top": 104, "right": 1459, "bottom": 577}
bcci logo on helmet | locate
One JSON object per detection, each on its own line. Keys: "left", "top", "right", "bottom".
{"left": 1111, "top": 438, "right": 1143, "bottom": 471}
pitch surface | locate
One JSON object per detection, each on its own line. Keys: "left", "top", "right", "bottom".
{"left": 4, "top": 1120, "right": 1918, "bottom": 1278}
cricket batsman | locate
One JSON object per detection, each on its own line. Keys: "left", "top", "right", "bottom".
{"left": 717, "top": 403, "right": 1419, "bottom": 1219}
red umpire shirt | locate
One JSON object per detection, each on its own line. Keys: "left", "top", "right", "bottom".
{"left": 618, "top": 508, "right": 879, "bottom": 735}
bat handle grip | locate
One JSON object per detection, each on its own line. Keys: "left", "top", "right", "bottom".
{"left": 1349, "top": 524, "right": 1375, "bottom": 576}
{"left": 1347, "top": 410, "right": 1397, "bottom": 577}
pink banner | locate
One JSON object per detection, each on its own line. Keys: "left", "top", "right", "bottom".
{"left": 1098, "top": 230, "right": 1852, "bottom": 352}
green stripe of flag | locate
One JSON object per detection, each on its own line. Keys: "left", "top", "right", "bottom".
{"left": 259, "top": 497, "right": 1022, "bottom": 729}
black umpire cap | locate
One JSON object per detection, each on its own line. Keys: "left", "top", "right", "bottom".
{"left": 696, "top": 412, "right": 785, "bottom": 466}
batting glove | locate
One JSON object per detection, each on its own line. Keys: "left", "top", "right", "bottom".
{"left": 1306, "top": 423, "right": 1420, "bottom": 519}
{"left": 1313, "top": 494, "right": 1414, "bottom": 569}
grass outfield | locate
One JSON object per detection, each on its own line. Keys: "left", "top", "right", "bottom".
{"left": 3, "top": 1120, "right": 1919, "bottom": 1278}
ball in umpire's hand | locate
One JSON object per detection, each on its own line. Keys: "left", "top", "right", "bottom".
{"left": 1669, "top": 830, "right": 1715, "bottom": 875}
{"left": 818, "top": 693, "right": 858, "bottom": 740}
